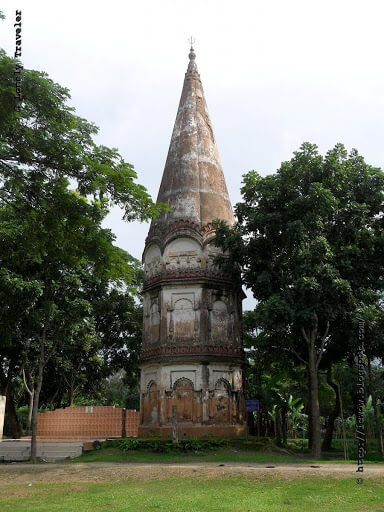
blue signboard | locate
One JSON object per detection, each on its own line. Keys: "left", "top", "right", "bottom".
{"left": 245, "top": 399, "right": 259, "bottom": 412}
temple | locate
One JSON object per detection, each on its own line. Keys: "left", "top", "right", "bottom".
{"left": 138, "top": 46, "right": 246, "bottom": 437}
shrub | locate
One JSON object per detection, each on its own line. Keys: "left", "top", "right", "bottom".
{"left": 92, "top": 440, "right": 102, "bottom": 450}
{"left": 177, "top": 438, "right": 227, "bottom": 452}
{"left": 106, "top": 437, "right": 228, "bottom": 454}
{"left": 116, "top": 438, "right": 139, "bottom": 452}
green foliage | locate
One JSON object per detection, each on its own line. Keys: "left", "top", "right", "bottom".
{"left": 215, "top": 143, "right": 384, "bottom": 457}
{"left": 92, "top": 440, "right": 102, "bottom": 450}
{"left": 0, "top": 47, "right": 167, "bottom": 444}
{"left": 215, "top": 142, "right": 384, "bottom": 360}
{"left": 243, "top": 316, "right": 309, "bottom": 441}
{"left": 0, "top": 50, "right": 167, "bottom": 222}
{"left": 15, "top": 405, "right": 29, "bottom": 432}
{"left": 106, "top": 437, "right": 228, "bottom": 454}
{"left": 177, "top": 438, "right": 228, "bottom": 452}
{"left": 116, "top": 438, "right": 140, "bottom": 452}
{"left": 73, "top": 371, "right": 140, "bottom": 410}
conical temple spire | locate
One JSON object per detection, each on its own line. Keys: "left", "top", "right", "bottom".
{"left": 139, "top": 46, "right": 246, "bottom": 439}
{"left": 151, "top": 47, "right": 234, "bottom": 233}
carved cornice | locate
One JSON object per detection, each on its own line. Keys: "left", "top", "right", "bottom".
{"left": 143, "top": 267, "right": 232, "bottom": 291}
{"left": 140, "top": 343, "right": 243, "bottom": 363}
{"left": 145, "top": 219, "right": 216, "bottom": 248}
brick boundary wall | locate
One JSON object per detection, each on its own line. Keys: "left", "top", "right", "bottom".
{"left": 37, "top": 406, "right": 139, "bottom": 441}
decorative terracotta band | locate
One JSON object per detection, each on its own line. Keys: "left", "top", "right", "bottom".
{"left": 143, "top": 268, "right": 231, "bottom": 289}
{"left": 146, "top": 219, "right": 216, "bottom": 246}
{"left": 140, "top": 344, "right": 242, "bottom": 361}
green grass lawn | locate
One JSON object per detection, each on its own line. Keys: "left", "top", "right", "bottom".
{"left": 75, "top": 445, "right": 384, "bottom": 465}
{"left": 1, "top": 475, "right": 384, "bottom": 512}
{"left": 76, "top": 446, "right": 313, "bottom": 464}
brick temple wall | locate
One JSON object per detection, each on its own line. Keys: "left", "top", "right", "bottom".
{"left": 37, "top": 406, "right": 139, "bottom": 441}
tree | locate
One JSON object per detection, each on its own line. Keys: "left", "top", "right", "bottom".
{"left": 21, "top": 271, "right": 145, "bottom": 412}
{"left": 0, "top": 49, "right": 163, "bottom": 221}
{"left": 1, "top": 182, "right": 140, "bottom": 460}
{"left": 243, "top": 310, "right": 308, "bottom": 441}
{"left": 0, "top": 48, "right": 166, "bottom": 460}
{"left": 52, "top": 271, "right": 144, "bottom": 408}
{"left": 215, "top": 143, "right": 384, "bottom": 458}
{"left": 0, "top": 208, "right": 43, "bottom": 437}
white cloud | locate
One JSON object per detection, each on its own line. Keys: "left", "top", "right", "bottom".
{"left": 2, "top": 0, "right": 384, "bottom": 309}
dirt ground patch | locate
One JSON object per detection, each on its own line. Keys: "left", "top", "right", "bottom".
{"left": 0, "top": 462, "right": 383, "bottom": 485}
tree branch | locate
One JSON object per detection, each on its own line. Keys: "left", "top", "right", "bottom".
{"left": 283, "top": 346, "right": 308, "bottom": 366}
{"left": 316, "top": 320, "right": 330, "bottom": 370}
{"left": 43, "top": 338, "right": 58, "bottom": 369}
{"left": 22, "top": 368, "right": 34, "bottom": 397}
{"left": 301, "top": 326, "right": 310, "bottom": 345}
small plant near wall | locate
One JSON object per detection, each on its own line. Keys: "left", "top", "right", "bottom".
{"left": 106, "top": 437, "right": 228, "bottom": 454}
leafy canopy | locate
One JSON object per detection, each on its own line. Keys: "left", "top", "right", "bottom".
{"left": 0, "top": 48, "right": 166, "bottom": 221}
{"left": 215, "top": 142, "right": 384, "bottom": 359}
{"left": 0, "top": 48, "right": 164, "bottom": 417}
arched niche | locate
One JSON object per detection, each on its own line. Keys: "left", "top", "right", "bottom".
{"left": 173, "top": 377, "right": 194, "bottom": 394}
{"left": 170, "top": 378, "right": 195, "bottom": 423}
{"left": 147, "top": 380, "right": 158, "bottom": 395}
{"left": 149, "top": 300, "right": 160, "bottom": 343}
{"left": 214, "top": 378, "right": 231, "bottom": 396}
{"left": 173, "top": 297, "right": 195, "bottom": 339}
{"left": 164, "top": 237, "right": 201, "bottom": 271}
{"left": 213, "top": 378, "right": 231, "bottom": 424}
{"left": 142, "top": 381, "right": 159, "bottom": 424}
{"left": 211, "top": 299, "right": 228, "bottom": 342}
{"left": 144, "top": 243, "right": 162, "bottom": 278}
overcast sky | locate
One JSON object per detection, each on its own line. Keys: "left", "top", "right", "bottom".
{"left": 1, "top": 0, "right": 384, "bottom": 309}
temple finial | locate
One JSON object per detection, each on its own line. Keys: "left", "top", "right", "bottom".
{"left": 188, "top": 36, "right": 195, "bottom": 51}
{"left": 187, "top": 37, "right": 197, "bottom": 73}
{"left": 189, "top": 36, "right": 196, "bottom": 59}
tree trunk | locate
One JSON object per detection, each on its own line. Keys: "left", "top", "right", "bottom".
{"left": 257, "top": 409, "right": 261, "bottom": 437}
{"left": 307, "top": 369, "right": 312, "bottom": 451}
{"left": 0, "top": 365, "right": 22, "bottom": 439}
{"left": 281, "top": 406, "right": 288, "bottom": 446}
{"left": 68, "top": 386, "right": 74, "bottom": 407}
{"left": 371, "top": 392, "right": 384, "bottom": 455}
{"left": 48, "top": 385, "right": 60, "bottom": 410}
{"left": 121, "top": 408, "right": 126, "bottom": 438}
{"left": 172, "top": 405, "right": 178, "bottom": 445}
{"left": 368, "top": 359, "right": 384, "bottom": 456}
{"left": 308, "top": 341, "right": 321, "bottom": 459}
{"left": 30, "top": 357, "right": 44, "bottom": 462}
{"left": 322, "top": 366, "right": 340, "bottom": 451}
{"left": 260, "top": 407, "right": 266, "bottom": 436}
{"left": 247, "top": 411, "right": 256, "bottom": 436}
{"left": 275, "top": 407, "right": 282, "bottom": 446}
{"left": 26, "top": 389, "right": 34, "bottom": 436}
{"left": 22, "top": 369, "right": 35, "bottom": 437}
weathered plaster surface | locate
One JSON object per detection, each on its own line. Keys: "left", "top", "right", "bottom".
{"left": 139, "top": 48, "right": 246, "bottom": 437}
{"left": 151, "top": 47, "right": 234, "bottom": 231}
{"left": 140, "top": 362, "right": 245, "bottom": 430}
